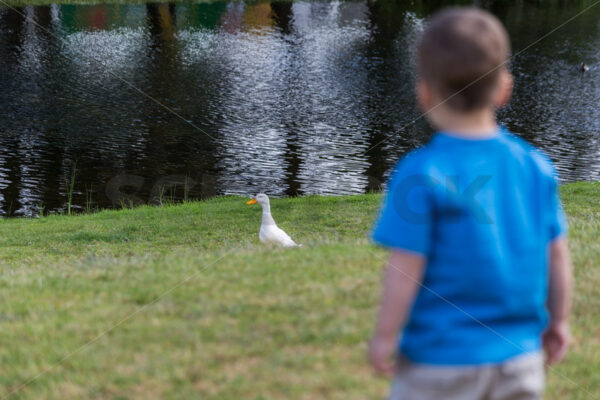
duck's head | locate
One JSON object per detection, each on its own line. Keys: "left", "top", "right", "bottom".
{"left": 247, "top": 193, "right": 269, "bottom": 206}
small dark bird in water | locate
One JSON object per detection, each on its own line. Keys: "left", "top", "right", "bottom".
{"left": 580, "top": 62, "right": 589, "bottom": 74}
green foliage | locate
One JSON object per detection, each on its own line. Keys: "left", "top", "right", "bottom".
{"left": 65, "top": 162, "right": 77, "bottom": 216}
{"left": 2, "top": 0, "right": 599, "bottom": 8}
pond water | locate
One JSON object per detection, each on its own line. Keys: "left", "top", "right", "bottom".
{"left": 1, "top": 0, "right": 599, "bottom": 216}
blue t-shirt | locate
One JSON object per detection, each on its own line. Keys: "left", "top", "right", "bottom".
{"left": 372, "top": 127, "right": 568, "bottom": 365}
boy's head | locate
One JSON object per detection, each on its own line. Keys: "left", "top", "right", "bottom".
{"left": 417, "top": 8, "right": 512, "bottom": 119}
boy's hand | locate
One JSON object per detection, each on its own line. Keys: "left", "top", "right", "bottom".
{"left": 369, "top": 334, "right": 397, "bottom": 376}
{"left": 542, "top": 320, "right": 570, "bottom": 365}
{"left": 369, "top": 251, "right": 424, "bottom": 377}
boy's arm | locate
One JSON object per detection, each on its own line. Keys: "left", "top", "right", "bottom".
{"left": 543, "top": 237, "right": 573, "bottom": 365}
{"left": 369, "top": 250, "right": 425, "bottom": 376}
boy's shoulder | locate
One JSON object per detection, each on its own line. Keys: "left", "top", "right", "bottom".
{"left": 387, "top": 146, "right": 436, "bottom": 184}
{"left": 393, "top": 129, "right": 557, "bottom": 181}
{"left": 497, "top": 130, "right": 557, "bottom": 179}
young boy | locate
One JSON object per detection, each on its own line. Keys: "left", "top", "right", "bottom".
{"left": 370, "top": 8, "right": 573, "bottom": 400}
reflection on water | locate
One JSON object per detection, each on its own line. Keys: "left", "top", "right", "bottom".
{"left": 0, "top": 1, "right": 599, "bottom": 216}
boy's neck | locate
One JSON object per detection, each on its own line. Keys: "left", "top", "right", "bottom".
{"left": 433, "top": 108, "right": 498, "bottom": 139}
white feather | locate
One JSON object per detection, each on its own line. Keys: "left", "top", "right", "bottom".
{"left": 249, "top": 193, "right": 301, "bottom": 248}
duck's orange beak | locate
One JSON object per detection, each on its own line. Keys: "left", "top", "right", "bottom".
{"left": 246, "top": 198, "right": 257, "bottom": 205}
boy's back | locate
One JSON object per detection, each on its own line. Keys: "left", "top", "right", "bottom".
{"left": 373, "top": 128, "right": 567, "bottom": 365}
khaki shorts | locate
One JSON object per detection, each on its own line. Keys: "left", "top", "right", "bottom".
{"left": 389, "top": 352, "right": 545, "bottom": 400}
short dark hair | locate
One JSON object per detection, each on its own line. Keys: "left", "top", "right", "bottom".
{"left": 417, "top": 8, "right": 510, "bottom": 112}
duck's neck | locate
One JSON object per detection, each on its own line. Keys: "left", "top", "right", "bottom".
{"left": 261, "top": 204, "right": 275, "bottom": 225}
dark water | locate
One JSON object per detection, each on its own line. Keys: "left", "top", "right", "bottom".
{"left": 1, "top": 1, "right": 599, "bottom": 216}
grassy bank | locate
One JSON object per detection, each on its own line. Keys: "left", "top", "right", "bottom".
{"left": 0, "top": 182, "right": 598, "bottom": 399}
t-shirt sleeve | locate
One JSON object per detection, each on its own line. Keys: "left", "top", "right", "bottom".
{"left": 371, "top": 156, "right": 435, "bottom": 255}
{"left": 547, "top": 173, "right": 568, "bottom": 241}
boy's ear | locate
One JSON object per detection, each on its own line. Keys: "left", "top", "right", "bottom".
{"left": 416, "top": 80, "right": 432, "bottom": 112}
{"left": 494, "top": 69, "right": 513, "bottom": 109}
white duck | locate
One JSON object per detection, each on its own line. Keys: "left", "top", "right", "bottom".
{"left": 247, "top": 193, "right": 300, "bottom": 248}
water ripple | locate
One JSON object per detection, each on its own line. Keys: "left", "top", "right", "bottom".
{"left": 0, "top": 1, "right": 598, "bottom": 215}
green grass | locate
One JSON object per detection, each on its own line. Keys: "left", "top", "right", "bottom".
{"left": 0, "top": 182, "right": 598, "bottom": 399}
